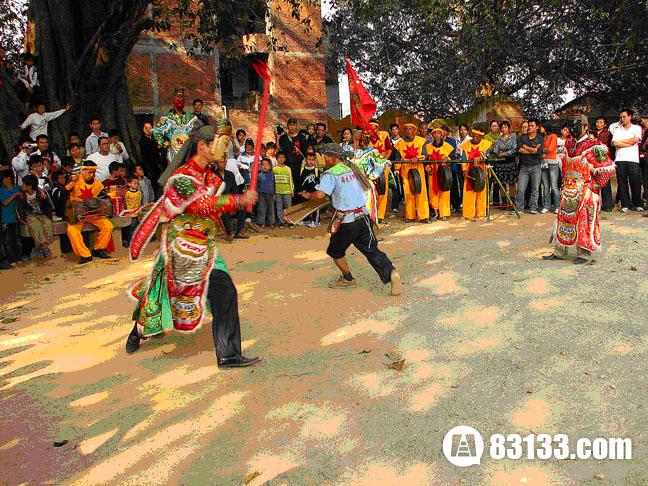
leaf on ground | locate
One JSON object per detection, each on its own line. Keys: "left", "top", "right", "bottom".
{"left": 384, "top": 350, "right": 402, "bottom": 361}
{"left": 630, "top": 266, "right": 637, "bottom": 271}
{"left": 53, "top": 440, "right": 68, "bottom": 447}
{"left": 2, "top": 317, "right": 18, "bottom": 324}
{"left": 387, "top": 359, "right": 405, "bottom": 371}
{"left": 559, "top": 351, "right": 567, "bottom": 356}
{"left": 594, "top": 473, "right": 605, "bottom": 480}
{"left": 244, "top": 471, "right": 262, "bottom": 484}
{"left": 358, "top": 349, "right": 371, "bottom": 354}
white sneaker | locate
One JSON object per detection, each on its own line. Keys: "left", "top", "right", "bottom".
{"left": 529, "top": 209, "right": 539, "bottom": 214}
{"left": 52, "top": 215, "right": 63, "bottom": 222}
{"left": 635, "top": 207, "right": 644, "bottom": 212}
{"left": 540, "top": 208, "right": 549, "bottom": 214}
{"left": 554, "top": 208, "right": 559, "bottom": 214}
{"left": 621, "top": 207, "right": 629, "bottom": 213}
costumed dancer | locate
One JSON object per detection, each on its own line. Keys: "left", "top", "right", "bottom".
{"left": 542, "top": 115, "right": 615, "bottom": 265}
{"left": 298, "top": 143, "right": 402, "bottom": 295}
{"left": 153, "top": 88, "right": 199, "bottom": 164}
{"left": 352, "top": 130, "right": 393, "bottom": 223}
{"left": 65, "top": 161, "right": 114, "bottom": 264}
{"left": 125, "top": 123, "right": 260, "bottom": 369}
{"left": 423, "top": 125, "right": 454, "bottom": 221}
{"left": 368, "top": 119, "right": 393, "bottom": 223}
{"left": 393, "top": 123, "right": 430, "bottom": 223}
{"left": 460, "top": 128, "right": 492, "bottom": 221}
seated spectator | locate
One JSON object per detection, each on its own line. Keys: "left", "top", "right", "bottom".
{"left": 237, "top": 138, "right": 255, "bottom": 187}
{"left": 102, "top": 162, "right": 127, "bottom": 190}
{"left": 60, "top": 157, "right": 76, "bottom": 179}
{"left": 12, "top": 139, "right": 35, "bottom": 184}
{"left": 33, "top": 134, "right": 62, "bottom": 168}
{"left": 65, "top": 161, "right": 113, "bottom": 264}
{"left": 63, "top": 142, "right": 84, "bottom": 175}
{"left": 28, "top": 154, "right": 49, "bottom": 190}
{"left": 298, "top": 152, "right": 321, "bottom": 227}
{"left": 273, "top": 151, "right": 294, "bottom": 228}
{"left": 108, "top": 129, "right": 130, "bottom": 167}
{"left": 16, "top": 175, "right": 54, "bottom": 260}
{"left": 122, "top": 176, "right": 142, "bottom": 247}
{"left": 20, "top": 102, "right": 71, "bottom": 141}
{"left": 0, "top": 170, "right": 24, "bottom": 262}
{"left": 86, "top": 136, "right": 118, "bottom": 181}
{"left": 49, "top": 171, "right": 69, "bottom": 221}
{"left": 256, "top": 158, "right": 275, "bottom": 228}
{"left": 134, "top": 165, "right": 155, "bottom": 205}
{"left": 16, "top": 53, "right": 40, "bottom": 105}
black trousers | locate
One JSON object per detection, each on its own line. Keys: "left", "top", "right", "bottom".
{"left": 3, "top": 223, "right": 22, "bottom": 261}
{"left": 640, "top": 157, "right": 648, "bottom": 201}
{"left": 601, "top": 180, "right": 614, "bottom": 211}
{"left": 327, "top": 216, "right": 395, "bottom": 284}
{"left": 451, "top": 169, "right": 463, "bottom": 210}
{"left": 207, "top": 269, "right": 243, "bottom": 360}
{"left": 616, "top": 161, "right": 643, "bottom": 209}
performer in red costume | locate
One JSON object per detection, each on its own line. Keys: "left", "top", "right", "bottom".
{"left": 125, "top": 123, "right": 260, "bottom": 368}
{"left": 543, "top": 115, "right": 615, "bottom": 265}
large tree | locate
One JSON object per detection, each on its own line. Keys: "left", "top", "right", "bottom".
{"left": 327, "top": 0, "right": 648, "bottom": 118}
{"left": 0, "top": 0, "right": 314, "bottom": 160}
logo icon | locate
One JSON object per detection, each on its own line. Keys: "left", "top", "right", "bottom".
{"left": 442, "top": 425, "right": 485, "bottom": 467}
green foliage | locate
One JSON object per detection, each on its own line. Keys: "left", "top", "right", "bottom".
{"left": 327, "top": 0, "right": 648, "bottom": 117}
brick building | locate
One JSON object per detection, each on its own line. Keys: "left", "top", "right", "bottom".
{"left": 127, "top": 0, "right": 328, "bottom": 144}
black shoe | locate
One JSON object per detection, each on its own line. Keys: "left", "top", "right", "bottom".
{"left": 218, "top": 355, "right": 260, "bottom": 368}
{"left": 125, "top": 328, "right": 141, "bottom": 354}
{"left": 542, "top": 254, "right": 562, "bottom": 261}
{"left": 91, "top": 249, "right": 111, "bottom": 259}
{"left": 0, "top": 260, "right": 12, "bottom": 270}
{"left": 233, "top": 233, "right": 249, "bottom": 239}
{"left": 574, "top": 257, "right": 589, "bottom": 265}
{"left": 78, "top": 256, "right": 93, "bottom": 264}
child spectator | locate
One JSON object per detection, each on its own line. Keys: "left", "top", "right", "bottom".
{"left": 67, "top": 132, "right": 87, "bottom": 159}
{"left": 273, "top": 151, "right": 294, "bottom": 228}
{"left": 134, "top": 165, "right": 155, "bottom": 205}
{"left": 265, "top": 141, "right": 278, "bottom": 167}
{"left": 61, "top": 157, "right": 76, "bottom": 179}
{"left": 63, "top": 142, "right": 84, "bottom": 175}
{"left": 28, "top": 154, "right": 49, "bottom": 190}
{"left": 0, "top": 170, "right": 24, "bottom": 262}
{"left": 49, "top": 171, "right": 69, "bottom": 221}
{"left": 108, "top": 129, "right": 130, "bottom": 167}
{"left": 237, "top": 138, "right": 255, "bottom": 187}
{"left": 299, "top": 152, "right": 321, "bottom": 227}
{"left": 214, "top": 157, "right": 242, "bottom": 240}
{"left": 122, "top": 176, "right": 142, "bottom": 247}
{"left": 103, "top": 162, "right": 127, "bottom": 192}
{"left": 256, "top": 158, "right": 275, "bottom": 228}
{"left": 16, "top": 175, "right": 54, "bottom": 259}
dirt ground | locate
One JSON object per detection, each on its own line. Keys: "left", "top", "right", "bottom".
{"left": 1, "top": 209, "right": 647, "bottom": 485}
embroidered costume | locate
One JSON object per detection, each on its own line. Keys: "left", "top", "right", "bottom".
{"left": 460, "top": 136, "right": 492, "bottom": 220}
{"left": 153, "top": 89, "right": 199, "bottom": 164}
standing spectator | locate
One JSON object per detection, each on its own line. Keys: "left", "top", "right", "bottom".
{"left": 491, "top": 120, "right": 518, "bottom": 208}
{"left": 67, "top": 132, "right": 86, "bottom": 158}
{"left": 12, "top": 139, "right": 34, "bottom": 184}
{"left": 305, "top": 123, "right": 316, "bottom": 145}
{"left": 593, "top": 117, "right": 614, "bottom": 211}
{"left": 273, "top": 151, "right": 294, "bottom": 228}
{"left": 33, "top": 134, "right": 62, "bottom": 168}
{"left": 139, "top": 122, "right": 165, "bottom": 194}
{"left": 87, "top": 136, "right": 119, "bottom": 182}
{"left": 16, "top": 175, "right": 54, "bottom": 259}
{"left": 639, "top": 114, "right": 648, "bottom": 207}
{"left": 134, "top": 165, "right": 155, "bottom": 205}
{"left": 85, "top": 117, "right": 108, "bottom": 155}
{"left": 278, "top": 118, "right": 308, "bottom": 195}
{"left": 265, "top": 141, "right": 278, "bottom": 167}
{"left": 20, "top": 102, "right": 71, "bottom": 141}
{"left": 16, "top": 53, "right": 40, "bottom": 105}
{"left": 213, "top": 157, "right": 241, "bottom": 241}
{"left": 237, "top": 139, "right": 255, "bottom": 186}
{"left": 108, "top": 129, "right": 130, "bottom": 168}
{"left": 484, "top": 120, "right": 500, "bottom": 144}
{"left": 231, "top": 129, "right": 247, "bottom": 159}
{"left": 418, "top": 121, "right": 428, "bottom": 139}
{"left": 299, "top": 152, "right": 321, "bottom": 227}
{"left": 122, "top": 176, "right": 142, "bottom": 247}
{"left": 390, "top": 123, "right": 401, "bottom": 146}
{"left": 612, "top": 109, "right": 644, "bottom": 213}
{"left": 340, "top": 127, "right": 354, "bottom": 154}
{"left": 192, "top": 99, "right": 210, "bottom": 126}
{"left": 311, "top": 123, "right": 334, "bottom": 151}
{"left": 453, "top": 124, "right": 471, "bottom": 212}
{"left": 62, "top": 143, "right": 84, "bottom": 176}
{"left": 0, "top": 170, "right": 23, "bottom": 262}
{"left": 515, "top": 118, "right": 544, "bottom": 214}
{"left": 540, "top": 125, "right": 560, "bottom": 213}
{"left": 256, "top": 158, "right": 276, "bottom": 228}
{"left": 520, "top": 120, "right": 529, "bottom": 135}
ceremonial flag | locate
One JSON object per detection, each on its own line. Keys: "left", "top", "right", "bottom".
{"left": 248, "top": 59, "right": 272, "bottom": 212}
{"left": 346, "top": 57, "right": 376, "bottom": 133}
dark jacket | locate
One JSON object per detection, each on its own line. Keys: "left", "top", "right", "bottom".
{"left": 139, "top": 135, "right": 166, "bottom": 183}
{"left": 16, "top": 191, "right": 54, "bottom": 222}
{"left": 216, "top": 169, "right": 239, "bottom": 195}
{"left": 50, "top": 183, "right": 70, "bottom": 218}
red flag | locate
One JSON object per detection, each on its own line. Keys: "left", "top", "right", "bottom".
{"left": 346, "top": 57, "right": 376, "bottom": 133}
{"left": 247, "top": 59, "right": 272, "bottom": 212}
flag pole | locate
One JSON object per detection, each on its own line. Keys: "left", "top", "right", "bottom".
{"left": 248, "top": 60, "right": 272, "bottom": 212}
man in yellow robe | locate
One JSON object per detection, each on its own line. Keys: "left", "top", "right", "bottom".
{"left": 65, "top": 161, "right": 114, "bottom": 264}
{"left": 368, "top": 119, "right": 393, "bottom": 223}
{"left": 423, "top": 126, "right": 454, "bottom": 220}
{"left": 460, "top": 128, "right": 492, "bottom": 220}
{"left": 394, "top": 123, "right": 429, "bottom": 222}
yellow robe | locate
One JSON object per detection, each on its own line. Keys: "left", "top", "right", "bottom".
{"left": 370, "top": 130, "right": 392, "bottom": 220}
{"left": 394, "top": 136, "right": 429, "bottom": 220}
{"left": 424, "top": 141, "right": 454, "bottom": 218}
{"left": 460, "top": 139, "right": 492, "bottom": 219}
{"left": 66, "top": 178, "right": 113, "bottom": 258}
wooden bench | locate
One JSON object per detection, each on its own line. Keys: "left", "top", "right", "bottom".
{"left": 19, "top": 216, "right": 133, "bottom": 258}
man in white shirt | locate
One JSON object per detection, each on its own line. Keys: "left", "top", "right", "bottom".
{"left": 20, "top": 102, "right": 71, "bottom": 140}
{"left": 33, "top": 134, "right": 62, "bottom": 168}
{"left": 85, "top": 117, "right": 108, "bottom": 155}
{"left": 12, "top": 141, "right": 35, "bottom": 184}
{"left": 86, "top": 136, "right": 118, "bottom": 182}
{"left": 612, "top": 109, "right": 644, "bottom": 212}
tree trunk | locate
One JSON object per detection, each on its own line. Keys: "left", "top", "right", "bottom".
{"left": 29, "top": 0, "right": 152, "bottom": 159}
{"left": 0, "top": 71, "right": 24, "bottom": 161}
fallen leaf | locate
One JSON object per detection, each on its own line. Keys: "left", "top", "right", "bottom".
{"left": 2, "top": 317, "right": 18, "bottom": 324}
{"left": 358, "top": 349, "right": 371, "bottom": 354}
{"left": 53, "top": 440, "right": 69, "bottom": 447}
{"left": 630, "top": 266, "right": 637, "bottom": 271}
{"left": 525, "top": 388, "right": 533, "bottom": 394}
{"left": 384, "top": 350, "right": 402, "bottom": 361}
{"left": 244, "top": 471, "right": 262, "bottom": 484}
{"left": 586, "top": 259, "right": 596, "bottom": 265}
{"left": 387, "top": 359, "right": 405, "bottom": 371}
{"left": 609, "top": 384, "right": 616, "bottom": 390}
{"left": 594, "top": 473, "right": 605, "bottom": 480}
{"left": 450, "top": 384, "right": 459, "bottom": 388}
